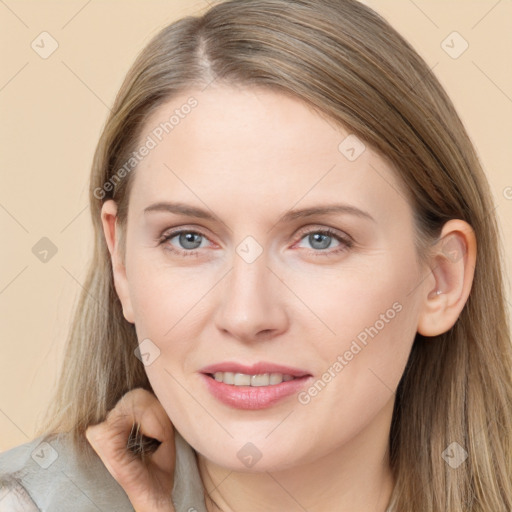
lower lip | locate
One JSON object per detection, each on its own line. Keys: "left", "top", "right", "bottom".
{"left": 201, "top": 374, "right": 312, "bottom": 410}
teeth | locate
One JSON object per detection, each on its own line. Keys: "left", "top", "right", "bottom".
{"left": 251, "top": 374, "right": 268, "bottom": 387}
{"left": 212, "top": 372, "right": 296, "bottom": 386}
{"left": 234, "top": 373, "right": 251, "bottom": 386}
{"left": 223, "top": 372, "right": 235, "bottom": 384}
{"left": 269, "top": 373, "right": 283, "bottom": 385}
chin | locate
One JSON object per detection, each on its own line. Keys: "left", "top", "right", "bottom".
{"left": 184, "top": 428, "right": 311, "bottom": 473}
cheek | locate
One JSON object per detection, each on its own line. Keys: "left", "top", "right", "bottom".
{"left": 127, "top": 258, "right": 212, "bottom": 337}
{"left": 291, "top": 249, "right": 422, "bottom": 410}
{"left": 313, "top": 250, "right": 421, "bottom": 379}
{"left": 288, "top": 271, "right": 419, "bottom": 455}
{"left": 290, "top": 254, "right": 419, "bottom": 351}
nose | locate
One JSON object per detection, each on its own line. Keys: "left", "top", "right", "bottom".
{"left": 213, "top": 249, "right": 289, "bottom": 344}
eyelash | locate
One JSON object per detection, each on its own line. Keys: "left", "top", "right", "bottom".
{"left": 157, "top": 227, "right": 354, "bottom": 258}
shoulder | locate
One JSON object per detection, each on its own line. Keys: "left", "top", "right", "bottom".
{"left": 0, "top": 430, "right": 208, "bottom": 512}
{"left": 0, "top": 432, "right": 134, "bottom": 511}
{"left": 0, "top": 477, "right": 39, "bottom": 511}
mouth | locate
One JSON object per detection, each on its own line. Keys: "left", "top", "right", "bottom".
{"left": 207, "top": 371, "right": 299, "bottom": 387}
{"left": 199, "top": 362, "right": 312, "bottom": 409}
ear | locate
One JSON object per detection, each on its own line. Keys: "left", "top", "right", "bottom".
{"left": 417, "top": 219, "right": 477, "bottom": 337}
{"left": 100, "top": 199, "right": 135, "bottom": 324}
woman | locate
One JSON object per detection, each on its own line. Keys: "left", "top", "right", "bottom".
{"left": 1, "top": 0, "right": 511, "bottom": 510}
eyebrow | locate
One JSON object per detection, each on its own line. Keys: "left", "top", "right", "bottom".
{"left": 143, "top": 201, "right": 375, "bottom": 223}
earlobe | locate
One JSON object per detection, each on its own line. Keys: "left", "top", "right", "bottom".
{"left": 100, "top": 200, "right": 135, "bottom": 324}
{"left": 417, "top": 219, "right": 477, "bottom": 337}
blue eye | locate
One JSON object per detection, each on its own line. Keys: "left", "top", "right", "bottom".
{"left": 158, "top": 227, "right": 353, "bottom": 258}
{"left": 295, "top": 228, "right": 353, "bottom": 256}
{"left": 302, "top": 232, "right": 337, "bottom": 250}
{"left": 175, "top": 232, "right": 204, "bottom": 250}
{"left": 159, "top": 230, "right": 209, "bottom": 257}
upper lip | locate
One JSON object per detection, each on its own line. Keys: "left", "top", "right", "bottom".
{"left": 200, "top": 361, "right": 311, "bottom": 378}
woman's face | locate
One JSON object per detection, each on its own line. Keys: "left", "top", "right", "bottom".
{"left": 107, "top": 85, "right": 431, "bottom": 471}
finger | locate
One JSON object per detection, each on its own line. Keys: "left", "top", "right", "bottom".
{"left": 85, "top": 389, "right": 174, "bottom": 474}
{"left": 119, "top": 389, "right": 174, "bottom": 444}
{"left": 84, "top": 390, "right": 176, "bottom": 512}
{"left": 119, "top": 390, "right": 175, "bottom": 474}
{"left": 85, "top": 421, "right": 133, "bottom": 483}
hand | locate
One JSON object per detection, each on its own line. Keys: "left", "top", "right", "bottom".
{"left": 85, "top": 388, "right": 175, "bottom": 512}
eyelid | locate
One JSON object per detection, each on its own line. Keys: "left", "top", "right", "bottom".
{"left": 158, "top": 223, "right": 354, "bottom": 258}
{"left": 158, "top": 225, "right": 351, "bottom": 245}
{"left": 290, "top": 226, "right": 354, "bottom": 256}
{"left": 293, "top": 224, "right": 353, "bottom": 243}
{"left": 158, "top": 224, "right": 216, "bottom": 242}
{"left": 157, "top": 226, "right": 217, "bottom": 253}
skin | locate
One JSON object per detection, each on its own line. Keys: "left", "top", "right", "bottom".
{"left": 85, "top": 388, "right": 175, "bottom": 511}
{"left": 100, "top": 85, "right": 476, "bottom": 512}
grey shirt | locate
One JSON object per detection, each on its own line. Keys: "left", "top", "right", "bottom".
{"left": 0, "top": 431, "right": 207, "bottom": 512}
{"left": 0, "top": 434, "right": 397, "bottom": 511}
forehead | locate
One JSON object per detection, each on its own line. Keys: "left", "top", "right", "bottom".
{"left": 127, "top": 85, "right": 412, "bottom": 223}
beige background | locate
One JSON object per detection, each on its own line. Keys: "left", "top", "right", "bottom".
{"left": 1, "top": 0, "right": 511, "bottom": 452}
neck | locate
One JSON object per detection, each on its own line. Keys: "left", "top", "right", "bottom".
{"left": 197, "top": 397, "right": 395, "bottom": 512}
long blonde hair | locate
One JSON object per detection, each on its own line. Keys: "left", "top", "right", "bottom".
{"left": 38, "top": 0, "right": 512, "bottom": 509}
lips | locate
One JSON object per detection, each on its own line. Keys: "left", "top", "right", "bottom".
{"left": 199, "top": 361, "right": 312, "bottom": 410}
{"left": 200, "top": 362, "right": 310, "bottom": 377}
